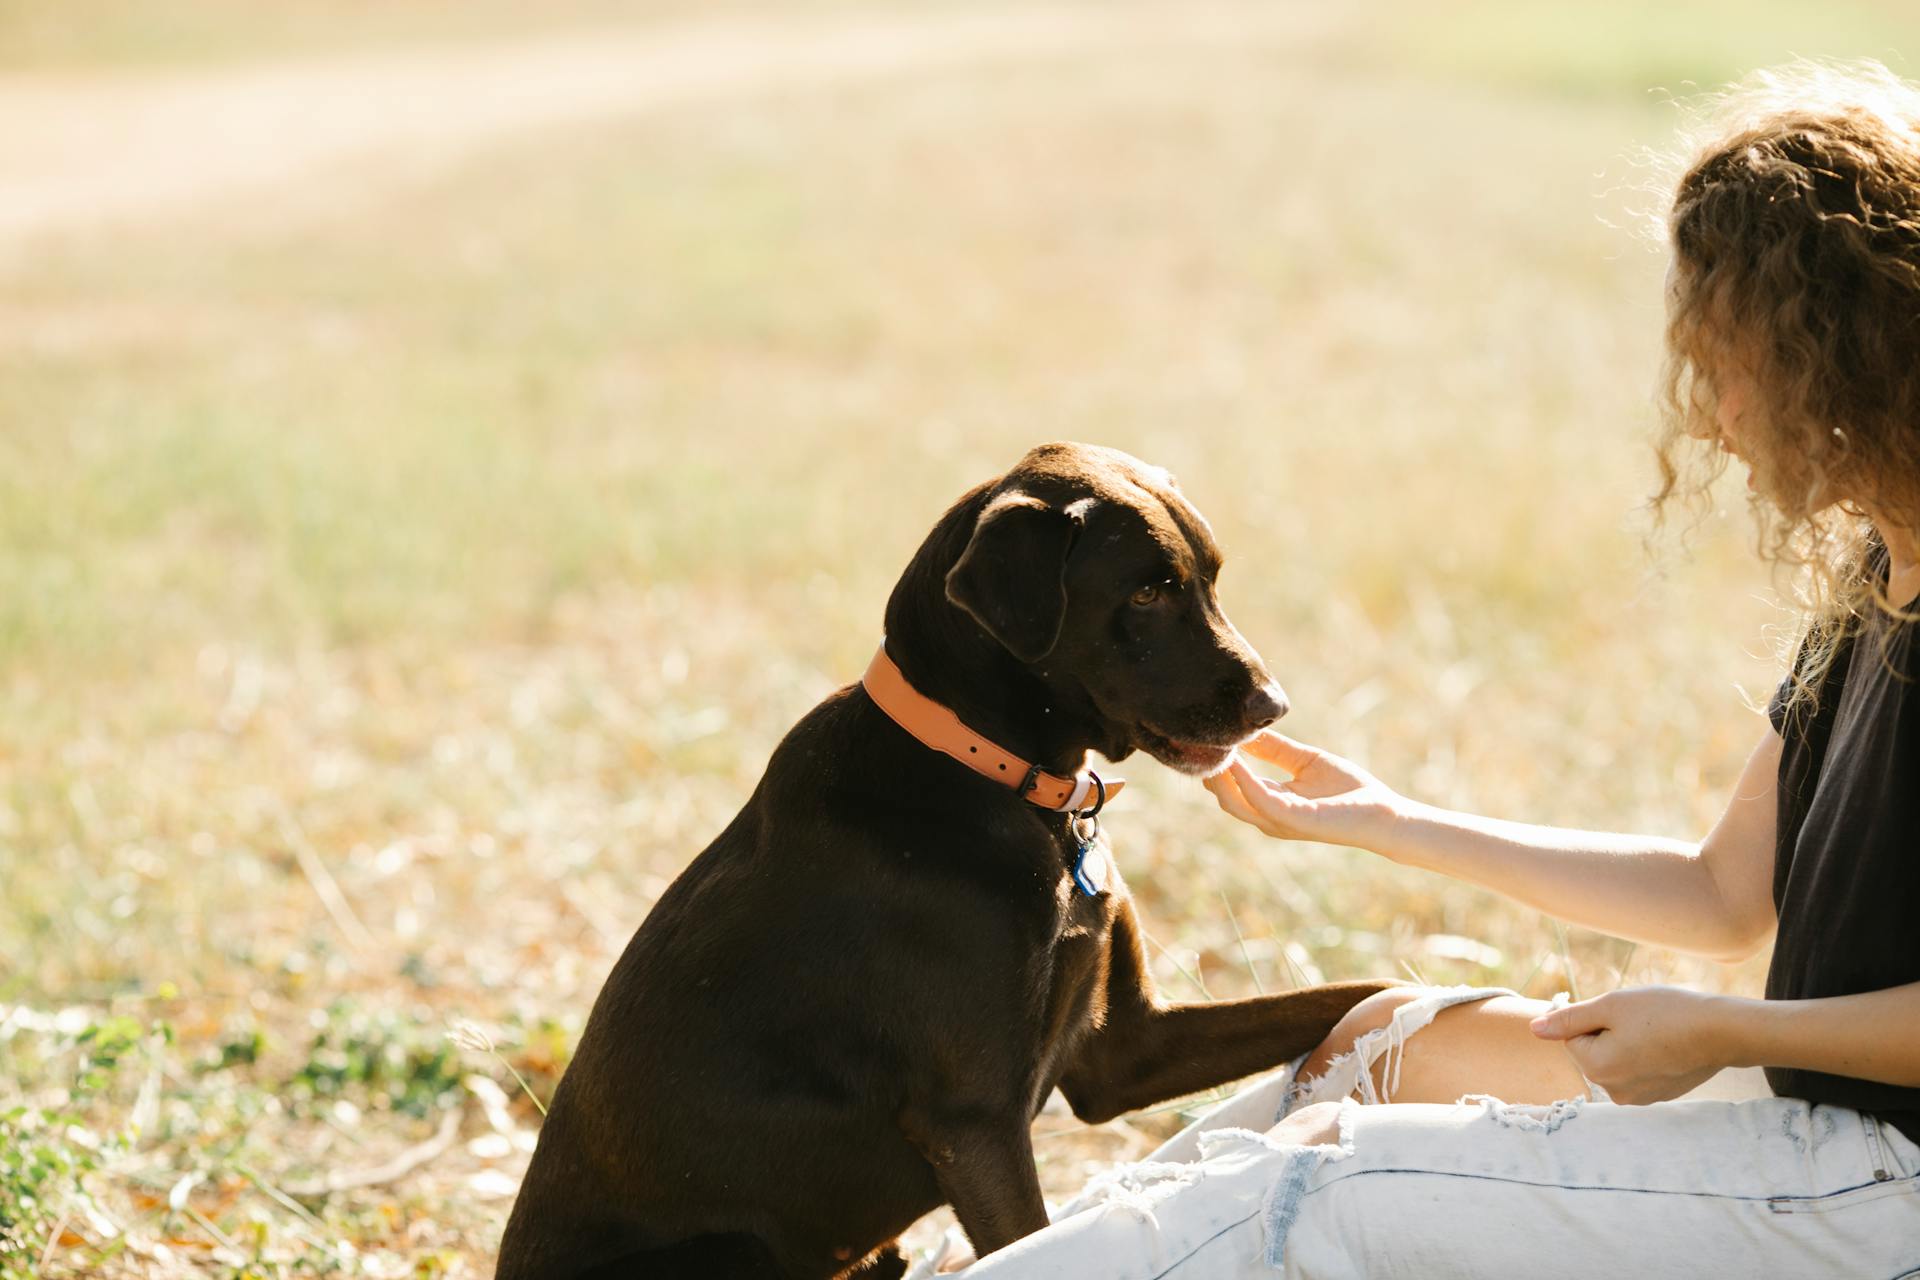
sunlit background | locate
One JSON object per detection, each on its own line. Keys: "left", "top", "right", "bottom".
{"left": 4, "top": 3, "right": 1917, "bottom": 1275}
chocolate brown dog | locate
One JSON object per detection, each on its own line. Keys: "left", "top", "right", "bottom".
{"left": 497, "top": 443, "right": 1387, "bottom": 1279}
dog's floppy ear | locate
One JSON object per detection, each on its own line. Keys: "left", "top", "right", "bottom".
{"left": 945, "top": 491, "right": 1084, "bottom": 662}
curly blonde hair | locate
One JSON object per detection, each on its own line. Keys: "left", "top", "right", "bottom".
{"left": 1654, "top": 59, "right": 1920, "bottom": 713}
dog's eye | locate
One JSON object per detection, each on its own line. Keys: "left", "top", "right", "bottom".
{"left": 1129, "top": 584, "right": 1162, "bottom": 608}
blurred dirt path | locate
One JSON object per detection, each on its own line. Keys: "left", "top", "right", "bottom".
{"left": 0, "top": 3, "right": 1308, "bottom": 254}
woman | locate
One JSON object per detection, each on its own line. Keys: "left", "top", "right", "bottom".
{"left": 939, "top": 59, "right": 1920, "bottom": 1279}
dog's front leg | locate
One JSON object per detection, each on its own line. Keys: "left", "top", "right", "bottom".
{"left": 1059, "top": 901, "right": 1392, "bottom": 1123}
{"left": 1062, "top": 983, "right": 1391, "bottom": 1122}
{"left": 897, "top": 1106, "right": 1049, "bottom": 1258}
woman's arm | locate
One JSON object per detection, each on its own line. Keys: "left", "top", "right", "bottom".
{"left": 1207, "top": 723, "right": 1782, "bottom": 961}
{"left": 1529, "top": 981, "right": 1920, "bottom": 1103}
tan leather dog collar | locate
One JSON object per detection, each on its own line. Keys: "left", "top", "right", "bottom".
{"left": 862, "top": 645, "right": 1123, "bottom": 814}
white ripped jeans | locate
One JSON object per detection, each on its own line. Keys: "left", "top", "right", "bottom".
{"left": 912, "top": 986, "right": 1920, "bottom": 1280}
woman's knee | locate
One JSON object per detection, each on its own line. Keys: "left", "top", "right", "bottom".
{"left": 1395, "top": 994, "right": 1588, "bottom": 1104}
{"left": 1297, "top": 987, "right": 1590, "bottom": 1106}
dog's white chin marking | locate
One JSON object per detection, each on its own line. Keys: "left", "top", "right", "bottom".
{"left": 1138, "top": 723, "right": 1259, "bottom": 778}
{"left": 1197, "top": 750, "right": 1239, "bottom": 779}
{"left": 1150, "top": 742, "right": 1239, "bottom": 777}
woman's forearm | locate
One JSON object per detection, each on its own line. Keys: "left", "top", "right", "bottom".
{"left": 1376, "top": 801, "right": 1760, "bottom": 959}
{"left": 1708, "top": 982, "right": 1920, "bottom": 1088}
{"left": 1219, "top": 726, "right": 1781, "bottom": 960}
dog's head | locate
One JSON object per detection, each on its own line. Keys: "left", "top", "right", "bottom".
{"left": 944, "top": 442, "right": 1286, "bottom": 775}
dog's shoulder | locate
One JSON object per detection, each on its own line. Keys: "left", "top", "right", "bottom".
{"left": 742, "top": 683, "right": 1082, "bottom": 911}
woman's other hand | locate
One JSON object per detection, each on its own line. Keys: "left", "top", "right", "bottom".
{"left": 1203, "top": 731, "right": 1407, "bottom": 851}
{"left": 1528, "top": 986, "right": 1730, "bottom": 1104}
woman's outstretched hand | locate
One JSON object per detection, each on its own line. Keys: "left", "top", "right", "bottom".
{"left": 1203, "top": 731, "right": 1407, "bottom": 851}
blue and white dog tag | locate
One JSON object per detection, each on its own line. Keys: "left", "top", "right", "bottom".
{"left": 1069, "top": 817, "right": 1109, "bottom": 896}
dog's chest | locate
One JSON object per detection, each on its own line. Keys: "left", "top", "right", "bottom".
{"left": 1033, "top": 828, "right": 1121, "bottom": 1050}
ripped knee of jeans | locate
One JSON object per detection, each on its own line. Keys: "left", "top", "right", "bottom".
{"left": 1286, "top": 985, "right": 1518, "bottom": 1111}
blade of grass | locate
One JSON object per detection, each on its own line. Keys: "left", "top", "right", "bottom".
{"left": 1220, "top": 889, "right": 1265, "bottom": 995}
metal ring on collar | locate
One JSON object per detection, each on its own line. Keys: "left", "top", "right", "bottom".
{"left": 1075, "top": 771, "right": 1107, "bottom": 822}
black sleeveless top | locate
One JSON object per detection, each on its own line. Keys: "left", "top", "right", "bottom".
{"left": 1766, "top": 589, "right": 1920, "bottom": 1144}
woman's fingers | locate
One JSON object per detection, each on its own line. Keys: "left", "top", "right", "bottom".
{"left": 1228, "top": 758, "right": 1284, "bottom": 799}
{"left": 1529, "top": 998, "right": 1611, "bottom": 1041}
{"left": 1201, "top": 769, "right": 1238, "bottom": 805}
{"left": 1241, "top": 730, "right": 1322, "bottom": 774}
{"left": 1226, "top": 760, "right": 1307, "bottom": 822}
{"left": 1205, "top": 767, "right": 1274, "bottom": 831}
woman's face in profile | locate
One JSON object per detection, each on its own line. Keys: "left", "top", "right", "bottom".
{"left": 1707, "top": 362, "right": 1857, "bottom": 515}
{"left": 1712, "top": 371, "right": 1758, "bottom": 489}
{"left": 1665, "top": 259, "right": 1763, "bottom": 491}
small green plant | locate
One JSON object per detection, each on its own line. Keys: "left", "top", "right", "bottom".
{"left": 0, "top": 1104, "right": 95, "bottom": 1279}
{"left": 0, "top": 1013, "right": 156, "bottom": 1280}
{"left": 204, "top": 1026, "right": 270, "bottom": 1072}
{"left": 292, "top": 1001, "right": 464, "bottom": 1118}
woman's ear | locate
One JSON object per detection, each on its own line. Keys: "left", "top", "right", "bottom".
{"left": 944, "top": 491, "right": 1081, "bottom": 662}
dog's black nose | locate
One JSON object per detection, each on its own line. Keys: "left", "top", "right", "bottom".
{"left": 1243, "top": 681, "right": 1289, "bottom": 729}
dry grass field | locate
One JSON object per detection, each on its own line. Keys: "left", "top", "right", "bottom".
{"left": 4, "top": 2, "right": 1917, "bottom": 1275}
